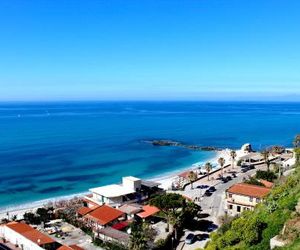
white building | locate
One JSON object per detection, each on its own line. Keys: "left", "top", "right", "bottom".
{"left": 85, "top": 176, "right": 160, "bottom": 208}
{"left": 0, "top": 222, "right": 57, "bottom": 250}
{"left": 226, "top": 183, "right": 271, "bottom": 216}
{"left": 282, "top": 157, "right": 296, "bottom": 168}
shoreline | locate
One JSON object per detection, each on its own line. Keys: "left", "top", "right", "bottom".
{"left": 0, "top": 150, "right": 226, "bottom": 219}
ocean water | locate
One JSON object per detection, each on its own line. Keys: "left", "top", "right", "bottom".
{"left": 0, "top": 101, "right": 299, "bottom": 209}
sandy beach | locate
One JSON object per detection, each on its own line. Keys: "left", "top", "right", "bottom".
{"left": 0, "top": 147, "right": 243, "bottom": 220}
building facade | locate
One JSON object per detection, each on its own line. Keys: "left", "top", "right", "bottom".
{"left": 226, "top": 183, "right": 271, "bottom": 216}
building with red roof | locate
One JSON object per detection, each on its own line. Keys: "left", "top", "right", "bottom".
{"left": 57, "top": 246, "right": 74, "bottom": 250}
{"left": 136, "top": 205, "right": 160, "bottom": 219}
{"left": 57, "top": 245, "right": 84, "bottom": 250}
{"left": 84, "top": 205, "right": 125, "bottom": 229}
{"left": 77, "top": 206, "right": 93, "bottom": 216}
{"left": 0, "top": 222, "right": 59, "bottom": 250}
{"left": 226, "top": 182, "right": 272, "bottom": 215}
{"left": 259, "top": 179, "right": 274, "bottom": 188}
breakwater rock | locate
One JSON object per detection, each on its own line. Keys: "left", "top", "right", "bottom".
{"left": 144, "top": 139, "right": 219, "bottom": 151}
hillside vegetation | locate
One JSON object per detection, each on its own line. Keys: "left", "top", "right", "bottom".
{"left": 205, "top": 163, "right": 300, "bottom": 250}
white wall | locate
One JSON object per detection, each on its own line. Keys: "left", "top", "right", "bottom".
{"left": 0, "top": 225, "right": 44, "bottom": 250}
{"left": 227, "top": 193, "right": 261, "bottom": 207}
{"left": 122, "top": 177, "right": 141, "bottom": 191}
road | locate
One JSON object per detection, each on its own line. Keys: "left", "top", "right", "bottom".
{"left": 176, "top": 164, "right": 268, "bottom": 250}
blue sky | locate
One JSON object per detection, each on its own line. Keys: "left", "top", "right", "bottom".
{"left": 0, "top": 0, "right": 300, "bottom": 101}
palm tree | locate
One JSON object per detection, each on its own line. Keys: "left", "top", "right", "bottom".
{"left": 205, "top": 162, "right": 213, "bottom": 181}
{"left": 261, "top": 149, "right": 270, "bottom": 171}
{"left": 218, "top": 157, "right": 226, "bottom": 177}
{"left": 129, "top": 222, "right": 148, "bottom": 250}
{"left": 230, "top": 150, "right": 237, "bottom": 169}
{"left": 188, "top": 171, "right": 197, "bottom": 189}
{"left": 150, "top": 193, "right": 185, "bottom": 239}
{"left": 293, "top": 134, "right": 300, "bottom": 148}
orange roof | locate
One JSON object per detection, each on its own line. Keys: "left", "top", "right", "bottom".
{"left": 58, "top": 246, "right": 73, "bottom": 250}
{"left": 137, "top": 205, "right": 160, "bottom": 219}
{"left": 84, "top": 205, "right": 124, "bottom": 225}
{"left": 58, "top": 245, "right": 84, "bottom": 250}
{"left": 227, "top": 183, "right": 271, "bottom": 198}
{"left": 259, "top": 179, "right": 273, "bottom": 188}
{"left": 178, "top": 171, "right": 190, "bottom": 179}
{"left": 77, "top": 207, "right": 93, "bottom": 216}
{"left": 6, "top": 222, "right": 55, "bottom": 246}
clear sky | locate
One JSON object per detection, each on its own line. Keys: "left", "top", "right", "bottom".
{"left": 1, "top": 0, "right": 300, "bottom": 101}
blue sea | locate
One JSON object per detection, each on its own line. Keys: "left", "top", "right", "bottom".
{"left": 0, "top": 101, "right": 299, "bottom": 209}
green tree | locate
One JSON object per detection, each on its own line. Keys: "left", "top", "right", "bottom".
{"left": 293, "top": 134, "right": 300, "bottom": 148}
{"left": 36, "top": 207, "right": 49, "bottom": 223}
{"left": 218, "top": 157, "right": 226, "bottom": 177}
{"left": 149, "top": 193, "right": 185, "bottom": 239}
{"left": 256, "top": 170, "right": 277, "bottom": 182}
{"left": 205, "top": 162, "right": 213, "bottom": 181}
{"left": 244, "top": 177, "right": 264, "bottom": 186}
{"left": 294, "top": 148, "right": 300, "bottom": 164}
{"left": 230, "top": 150, "right": 237, "bottom": 169}
{"left": 187, "top": 171, "right": 197, "bottom": 189}
{"left": 129, "top": 221, "right": 149, "bottom": 250}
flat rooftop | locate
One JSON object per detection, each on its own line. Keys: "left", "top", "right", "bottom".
{"left": 123, "top": 176, "right": 141, "bottom": 181}
{"left": 90, "top": 184, "right": 135, "bottom": 198}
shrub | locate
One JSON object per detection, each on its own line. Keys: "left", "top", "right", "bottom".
{"left": 256, "top": 170, "right": 277, "bottom": 182}
{"left": 205, "top": 162, "right": 300, "bottom": 250}
{"left": 244, "top": 177, "right": 264, "bottom": 186}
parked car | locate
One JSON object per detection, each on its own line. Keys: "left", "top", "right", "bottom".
{"left": 207, "top": 223, "right": 218, "bottom": 232}
{"left": 197, "top": 184, "right": 209, "bottom": 189}
{"left": 208, "top": 186, "right": 216, "bottom": 192}
{"left": 221, "top": 177, "right": 228, "bottom": 183}
{"left": 241, "top": 167, "right": 249, "bottom": 173}
{"left": 226, "top": 176, "right": 232, "bottom": 181}
{"left": 232, "top": 173, "right": 237, "bottom": 178}
{"left": 185, "top": 233, "right": 196, "bottom": 244}
{"left": 203, "top": 190, "right": 212, "bottom": 196}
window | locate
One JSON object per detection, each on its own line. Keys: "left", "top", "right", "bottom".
{"left": 228, "top": 194, "right": 232, "bottom": 198}
{"left": 256, "top": 198, "right": 261, "bottom": 203}
{"left": 249, "top": 197, "right": 253, "bottom": 202}
{"left": 237, "top": 206, "right": 241, "bottom": 212}
{"left": 229, "top": 205, "right": 233, "bottom": 210}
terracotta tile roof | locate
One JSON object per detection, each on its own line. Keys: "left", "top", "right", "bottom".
{"left": 227, "top": 183, "right": 271, "bottom": 198}
{"left": 57, "top": 246, "right": 73, "bottom": 250}
{"left": 84, "top": 205, "right": 124, "bottom": 225}
{"left": 58, "top": 245, "right": 84, "bottom": 250}
{"left": 6, "top": 222, "right": 55, "bottom": 246}
{"left": 137, "top": 205, "right": 160, "bottom": 219}
{"left": 178, "top": 171, "right": 190, "bottom": 179}
{"left": 77, "top": 207, "right": 93, "bottom": 216}
{"left": 259, "top": 179, "right": 274, "bottom": 188}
